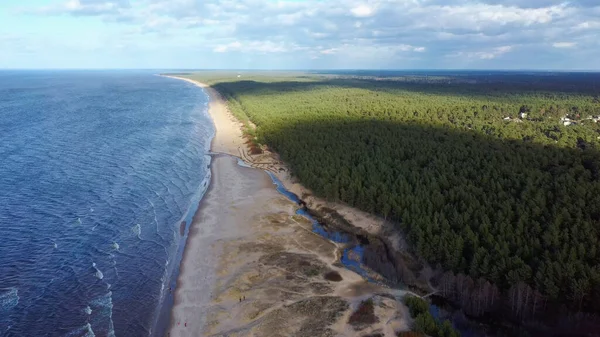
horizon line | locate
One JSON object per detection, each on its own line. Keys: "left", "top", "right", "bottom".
{"left": 2, "top": 68, "right": 600, "bottom": 73}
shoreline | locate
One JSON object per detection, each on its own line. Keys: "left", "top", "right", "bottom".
{"left": 160, "top": 75, "right": 245, "bottom": 157}
{"left": 160, "top": 75, "right": 251, "bottom": 337}
{"left": 162, "top": 75, "right": 409, "bottom": 336}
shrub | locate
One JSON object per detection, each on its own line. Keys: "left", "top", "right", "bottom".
{"left": 348, "top": 298, "right": 379, "bottom": 328}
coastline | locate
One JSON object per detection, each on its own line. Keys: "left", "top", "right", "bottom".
{"left": 163, "top": 75, "right": 410, "bottom": 336}
{"left": 160, "top": 75, "right": 245, "bottom": 157}
{"left": 162, "top": 75, "right": 253, "bottom": 336}
{"left": 161, "top": 75, "right": 395, "bottom": 245}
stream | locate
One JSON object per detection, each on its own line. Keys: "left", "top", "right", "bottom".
{"left": 264, "top": 170, "right": 482, "bottom": 337}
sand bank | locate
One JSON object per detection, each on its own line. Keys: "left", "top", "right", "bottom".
{"left": 165, "top": 76, "right": 410, "bottom": 337}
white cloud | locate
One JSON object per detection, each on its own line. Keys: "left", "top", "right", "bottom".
{"left": 32, "top": 0, "right": 131, "bottom": 16}
{"left": 552, "top": 41, "right": 576, "bottom": 48}
{"left": 478, "top": 46, "right": 513, "bottom": 59}
{"left": 410, "top": 3, "right": 569, "bottom": 31}
{"left": 214, "top": 41, "right": 242, "bottom": 53}
{"left": 213, "top": 40, "right": 294, "bottom": 53}
{"left": 320, "top": 48, "right": 338, "bottom": 55}
{"left": 574, "top": 21, "right": 600, "bottom": 30}
{"left": 450, "top": 45, "right": 514, "bottom": 59}
{"left": 397, "top": 44, "right": 427, "bottom": 52}
{"left": 351, "top": 5, "right": 374, "bottom": 18}
{"left": 16, "top": 0, "right": 600, "bottom": 68}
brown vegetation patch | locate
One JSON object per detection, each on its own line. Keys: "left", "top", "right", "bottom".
{"left": 348, "top": 298, "right": 379, "bottom": 330}
{"left": 259, "top": 252, "right": 327, "bottom": 278}
{"left": 248, "top": 143, "right": 263, "bottom": 155}
{"left": 252, "top": 296, "right": 348, "bottom": 337}
{"left": 287, "top": 296, "right": 349, "bottom": 337}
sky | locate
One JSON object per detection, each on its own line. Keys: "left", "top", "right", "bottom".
{"left": 0, "top": 0, "right": 599, "bottom": 69}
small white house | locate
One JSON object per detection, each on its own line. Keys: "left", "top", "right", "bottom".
{"left": 519, "top": 112, "right": 528, "bottom": 119}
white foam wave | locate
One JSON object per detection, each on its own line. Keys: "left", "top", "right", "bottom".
{"left": 84, "top": 306, "right": 92, "bottom": 315}
{"left": 91, "top": 291, "right": 112, "bottom": 307}
{"left": 77, "top": 217, "right": 82, "bottom": 225}
{"left": 92, "top": 263, "right": 104, "bottom": 280}
{"left": 112, "top": 242, "right": 120, "bottom": 250}
{"left": 0, "top": 288, "right": 19, "bottom": 311}
{"left": 83, "top": 324, "right": 96, "bottom": 337}
{"left": 90, "top": 292, "right": 114, "bottom": 337}
{"left": 63, "top": 323, "right": 95, "bottom": 337}
{"left": 132, "top": 223, "right": 141, "bottom": 238}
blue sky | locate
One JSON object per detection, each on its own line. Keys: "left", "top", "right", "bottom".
{"left": 0, "top": 0, "right": 599, "bottom": 69}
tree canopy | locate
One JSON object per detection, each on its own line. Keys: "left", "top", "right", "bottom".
{"left": 183, "top": 72, "right": 600, "bottom": 317}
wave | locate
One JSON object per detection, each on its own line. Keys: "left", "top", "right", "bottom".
{"left": 132, "top": 223, "right": 141, "bottom": 238}
{"left": 92, "top": 263, "right": 104, "bottom": 280}
{"left": 147, "top": 197, "right": 160, "bottom": 236}
{"left": 150, "top": 153, "right": 213, "bottom": 337}
{"left": 1, "top": 73, "right": 214, "bottom": 336}
{"left": 89, "top": 291, "right": 115, "bottom": 337}
{"left": 0, "top": 287, "right": 19, "bottom": 311}
{"left": 63, "top": 323, "right": 95, "bottom": 337}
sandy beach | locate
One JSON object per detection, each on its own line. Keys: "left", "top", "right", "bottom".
{"left": 165, "top": 76, "right": 410, "bottom": 337}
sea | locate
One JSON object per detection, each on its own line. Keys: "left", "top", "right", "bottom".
{"left": 0, "top": 71, "right": 213, "bottom": 336}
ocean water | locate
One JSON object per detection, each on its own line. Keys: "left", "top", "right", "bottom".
{"left": 0, "top": 71, "right": 213, "bottom": 336}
